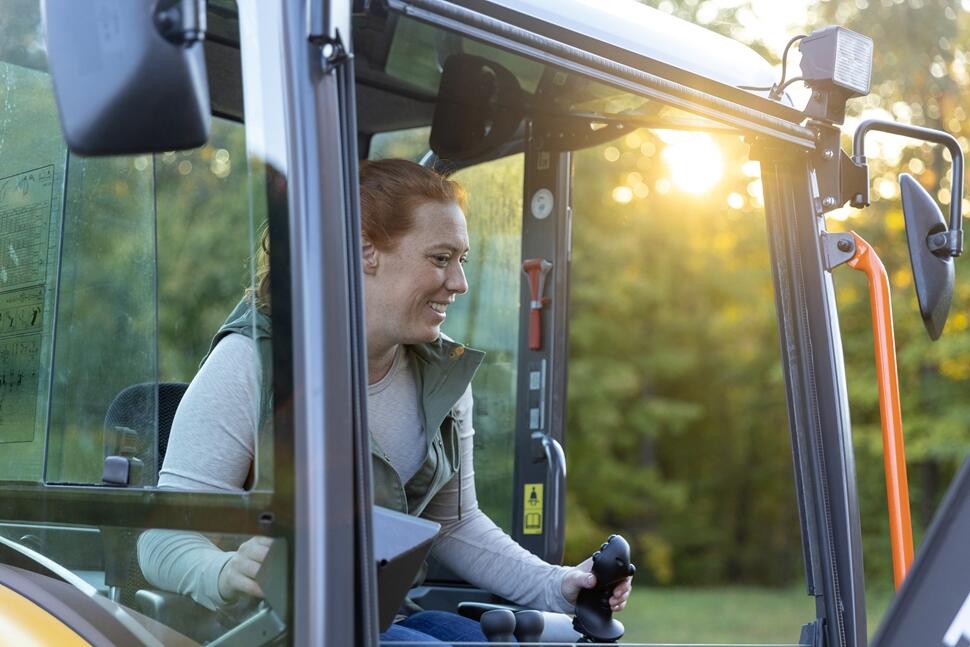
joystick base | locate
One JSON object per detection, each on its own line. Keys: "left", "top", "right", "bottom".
{"left": 572, "top": 601, "right": 625, "bottom": 643}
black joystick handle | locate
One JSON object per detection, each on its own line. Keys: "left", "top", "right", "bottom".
{"left": 573, "top": 534, "right": 636, "bottom": 643}
{"left": 514, "top": 610, "right": 544, "bottom": 643}
{"left": 481, "top": 608, "right": 516, "bottom": 643}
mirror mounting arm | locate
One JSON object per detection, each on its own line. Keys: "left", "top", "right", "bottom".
{"left": 155, "top": 0, "right": 206, "bottom": 46}
{"left": 853, "top": 119, "right": 964, "bottom": 257}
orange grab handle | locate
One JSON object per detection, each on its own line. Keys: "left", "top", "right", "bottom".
{"left": 845, "top": 231, "right": 914, "bottom": 589}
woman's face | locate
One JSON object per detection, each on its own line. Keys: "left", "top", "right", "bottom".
{"left": 364, "top": 200, "right": 469, "bottom": 347}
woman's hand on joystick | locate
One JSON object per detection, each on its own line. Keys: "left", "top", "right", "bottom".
{"left": 218, "top": 536, "right": 273, "bottom": 601}
{"left": 561, "top": 555, "right": 634, "bottom": 612}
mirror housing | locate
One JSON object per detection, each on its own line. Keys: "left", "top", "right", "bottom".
{"left": 430, "top": 54, "right": 524, "bottom": 162}
{"left": 44, "top": 0, "right": 210, "bottom": 156}
{"left": 900, "top": 173, "right": 955, "bottom": 340}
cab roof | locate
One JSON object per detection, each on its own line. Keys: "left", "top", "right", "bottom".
{"left": 450, "top": 0, "right": 779, "bottom": 95}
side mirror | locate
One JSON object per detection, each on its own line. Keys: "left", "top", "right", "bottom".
{"left": 852, "top": 119, "right": 963, "bottom": 340}
{"left": 44, "top": 0, "right": 210, "bottom": 156}
{"left": 430, "top": 54, "right": 524, "bottom": 161}
{"left": 900, "top": 173, "right": 955, "bottom": 340}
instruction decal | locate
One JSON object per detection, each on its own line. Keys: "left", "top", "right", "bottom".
{"left": 523, "top": 482, "right": 543, "bottom": 535}
{"left": 0, "top": 165, "right": 56, "bottom": 443}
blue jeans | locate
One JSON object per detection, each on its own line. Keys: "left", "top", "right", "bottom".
{"left": 380, "top": 610, "right": 487, "bottom": 644}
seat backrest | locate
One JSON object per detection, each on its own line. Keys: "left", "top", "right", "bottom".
{"left": 101, "top": 382, "right": 188, "bottom": 603}
{"left": 103, "top": 382, "right": 189, "bottom": 479}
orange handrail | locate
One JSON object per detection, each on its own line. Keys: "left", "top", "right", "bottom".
{"left": 845, "top": 232, "right": 914, "bottom": 589}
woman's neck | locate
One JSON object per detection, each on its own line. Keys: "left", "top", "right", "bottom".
{"left": 367, "top": 341, "right": 400, "bottom": 385}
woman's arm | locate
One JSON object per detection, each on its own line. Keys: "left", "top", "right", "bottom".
{"left": 137, "top": 333, "right": 260, "bottom": 609}
{"left": 421, "top": 386, "right": 574, "bottom": 613}
{"left": 156, "top": 333, "right": 258, "bottom": 491}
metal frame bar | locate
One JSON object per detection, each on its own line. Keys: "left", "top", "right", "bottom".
{"left": 761, "top": 154, "right": 868, "bottom": 647}
{"left": 282, "top": 0, "right": 371, "bottom": 643}
{"left": 387, "top": 0, "right": 818, "bottom": 149}
{"left": 511, "top": 126, "right": 572, "bottom": 562}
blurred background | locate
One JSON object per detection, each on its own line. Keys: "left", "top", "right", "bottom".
{"left": 562, "top": 0, "right": 970, "bottom": 641}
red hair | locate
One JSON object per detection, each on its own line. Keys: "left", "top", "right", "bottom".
{"left": 359, "top": 159, "right": 466, "bottom": 251}
{"left": 250, "top": 160, "right": 465, "bottom": 306}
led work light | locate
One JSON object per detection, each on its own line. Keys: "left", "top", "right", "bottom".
{"left": 799, "top": 26, "right": 873, "bottom": 124}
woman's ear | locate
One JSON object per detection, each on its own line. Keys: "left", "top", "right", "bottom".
{"left": 361, "top": 240, "right": 379, "bottom": 275}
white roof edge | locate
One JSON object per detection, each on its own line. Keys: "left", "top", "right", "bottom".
{"left": 477, "top": 0, "right": 779, "bottom": 94}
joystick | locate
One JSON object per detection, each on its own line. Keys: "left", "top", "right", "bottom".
{"left": 481, "top": 608, "right": 516, "bottom": 643}
{"left": 573, "top": 534, "right": 636, "bottom": 643}
{"left": 514, "top": 610, "right": 544, "bottom": 643}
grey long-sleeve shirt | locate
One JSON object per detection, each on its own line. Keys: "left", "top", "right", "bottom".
{"left": 137, "top": 333, "right": 571, "bottom": 613}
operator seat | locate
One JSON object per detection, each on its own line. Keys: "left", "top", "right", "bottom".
{"left": 103, "top": 381, "right": 189, "bottom": 478}
{"left": 101, "top": 382, "right": 189, "bottom": 608}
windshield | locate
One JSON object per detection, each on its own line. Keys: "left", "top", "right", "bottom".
{"left": 362, "top": 9, "right": 815, "bottom": 647}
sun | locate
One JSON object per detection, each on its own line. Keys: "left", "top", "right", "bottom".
{"left": 659, "top": 131, "right": 724, "bottom": 194}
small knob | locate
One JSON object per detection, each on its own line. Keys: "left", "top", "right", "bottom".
{"left": 514, "top": 610, "right": 544, "bottom": 643}
{"left": 481, "top": 609, "right": 516, "bottom": 643}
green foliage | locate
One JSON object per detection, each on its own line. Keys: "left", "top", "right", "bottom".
{"left": 155, "top": 123, "right": 259, "bottom": 382}
{"left": 565, "top": 0, "right": 970, "bottom": 594}
{"left": 566, "top": 131, "right": 803, "bottom": 586}
{"left": 620, "top": 586, "right": 893, "bottom": 643}
{"left": 814, "top": 0, "right": 970, "bottom": 590}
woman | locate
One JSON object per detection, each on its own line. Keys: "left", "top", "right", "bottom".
{"left": 138, "top": 159, "right": 633, "bottom": 643}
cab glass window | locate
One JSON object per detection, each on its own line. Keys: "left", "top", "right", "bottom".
{"left": 445, "top": 155, "right": 525, "bottom": 531}
{"left": 0, "top": 1, "right": 289, "bottom": 644}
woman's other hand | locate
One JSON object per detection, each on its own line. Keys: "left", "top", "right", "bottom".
{"left": 561, "top": 557, "right": 634, "bottom": 612}
{"left": 218, "top": 536, "right": 273, "bottom": 601}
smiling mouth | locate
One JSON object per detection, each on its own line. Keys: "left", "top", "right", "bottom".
{"left": 428, "top": 301, "right": 449, "bottom": 314}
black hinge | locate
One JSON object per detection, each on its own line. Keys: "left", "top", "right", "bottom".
{"left": 317, "top": 37, "right": 350, "bottom": 74}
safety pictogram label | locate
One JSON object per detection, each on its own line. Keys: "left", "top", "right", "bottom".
{"left": 523, "top": 483, "right": 543, "bottom": 535}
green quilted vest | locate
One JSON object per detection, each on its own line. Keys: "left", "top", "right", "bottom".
{"left": 205, "top": 297, "right": 484, "bottom": 515}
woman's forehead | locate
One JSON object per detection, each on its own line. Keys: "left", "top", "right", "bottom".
{"left": 408, "top": 201, "right": 469, "bottom": 248}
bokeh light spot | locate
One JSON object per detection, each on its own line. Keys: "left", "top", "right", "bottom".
{"left": 612, "top": 186, "right": 634, "bottom": 204}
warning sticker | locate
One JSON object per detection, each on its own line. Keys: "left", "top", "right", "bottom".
{"left": 523, "top": 483, "right": 543, "bottom": 535}
{"left": 0, "top": 166, "right": 55, "bottom": 444}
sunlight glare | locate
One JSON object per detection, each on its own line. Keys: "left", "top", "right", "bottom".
{"left": 659, "top": 132, "right": 724, "bottom": 194}
{"left": 612, "top": 186, "right": 634, "bottom": 204}
{"left": 827, "top": 206, "right": 855, "bottom": 222}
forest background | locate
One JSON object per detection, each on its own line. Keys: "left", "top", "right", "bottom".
{"left": 562, "top": 0, "right": 970, "bottom": 618}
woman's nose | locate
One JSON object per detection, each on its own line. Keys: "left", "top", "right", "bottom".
{"left": 447, "top": 263, "right": 468, "bottom": 294}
